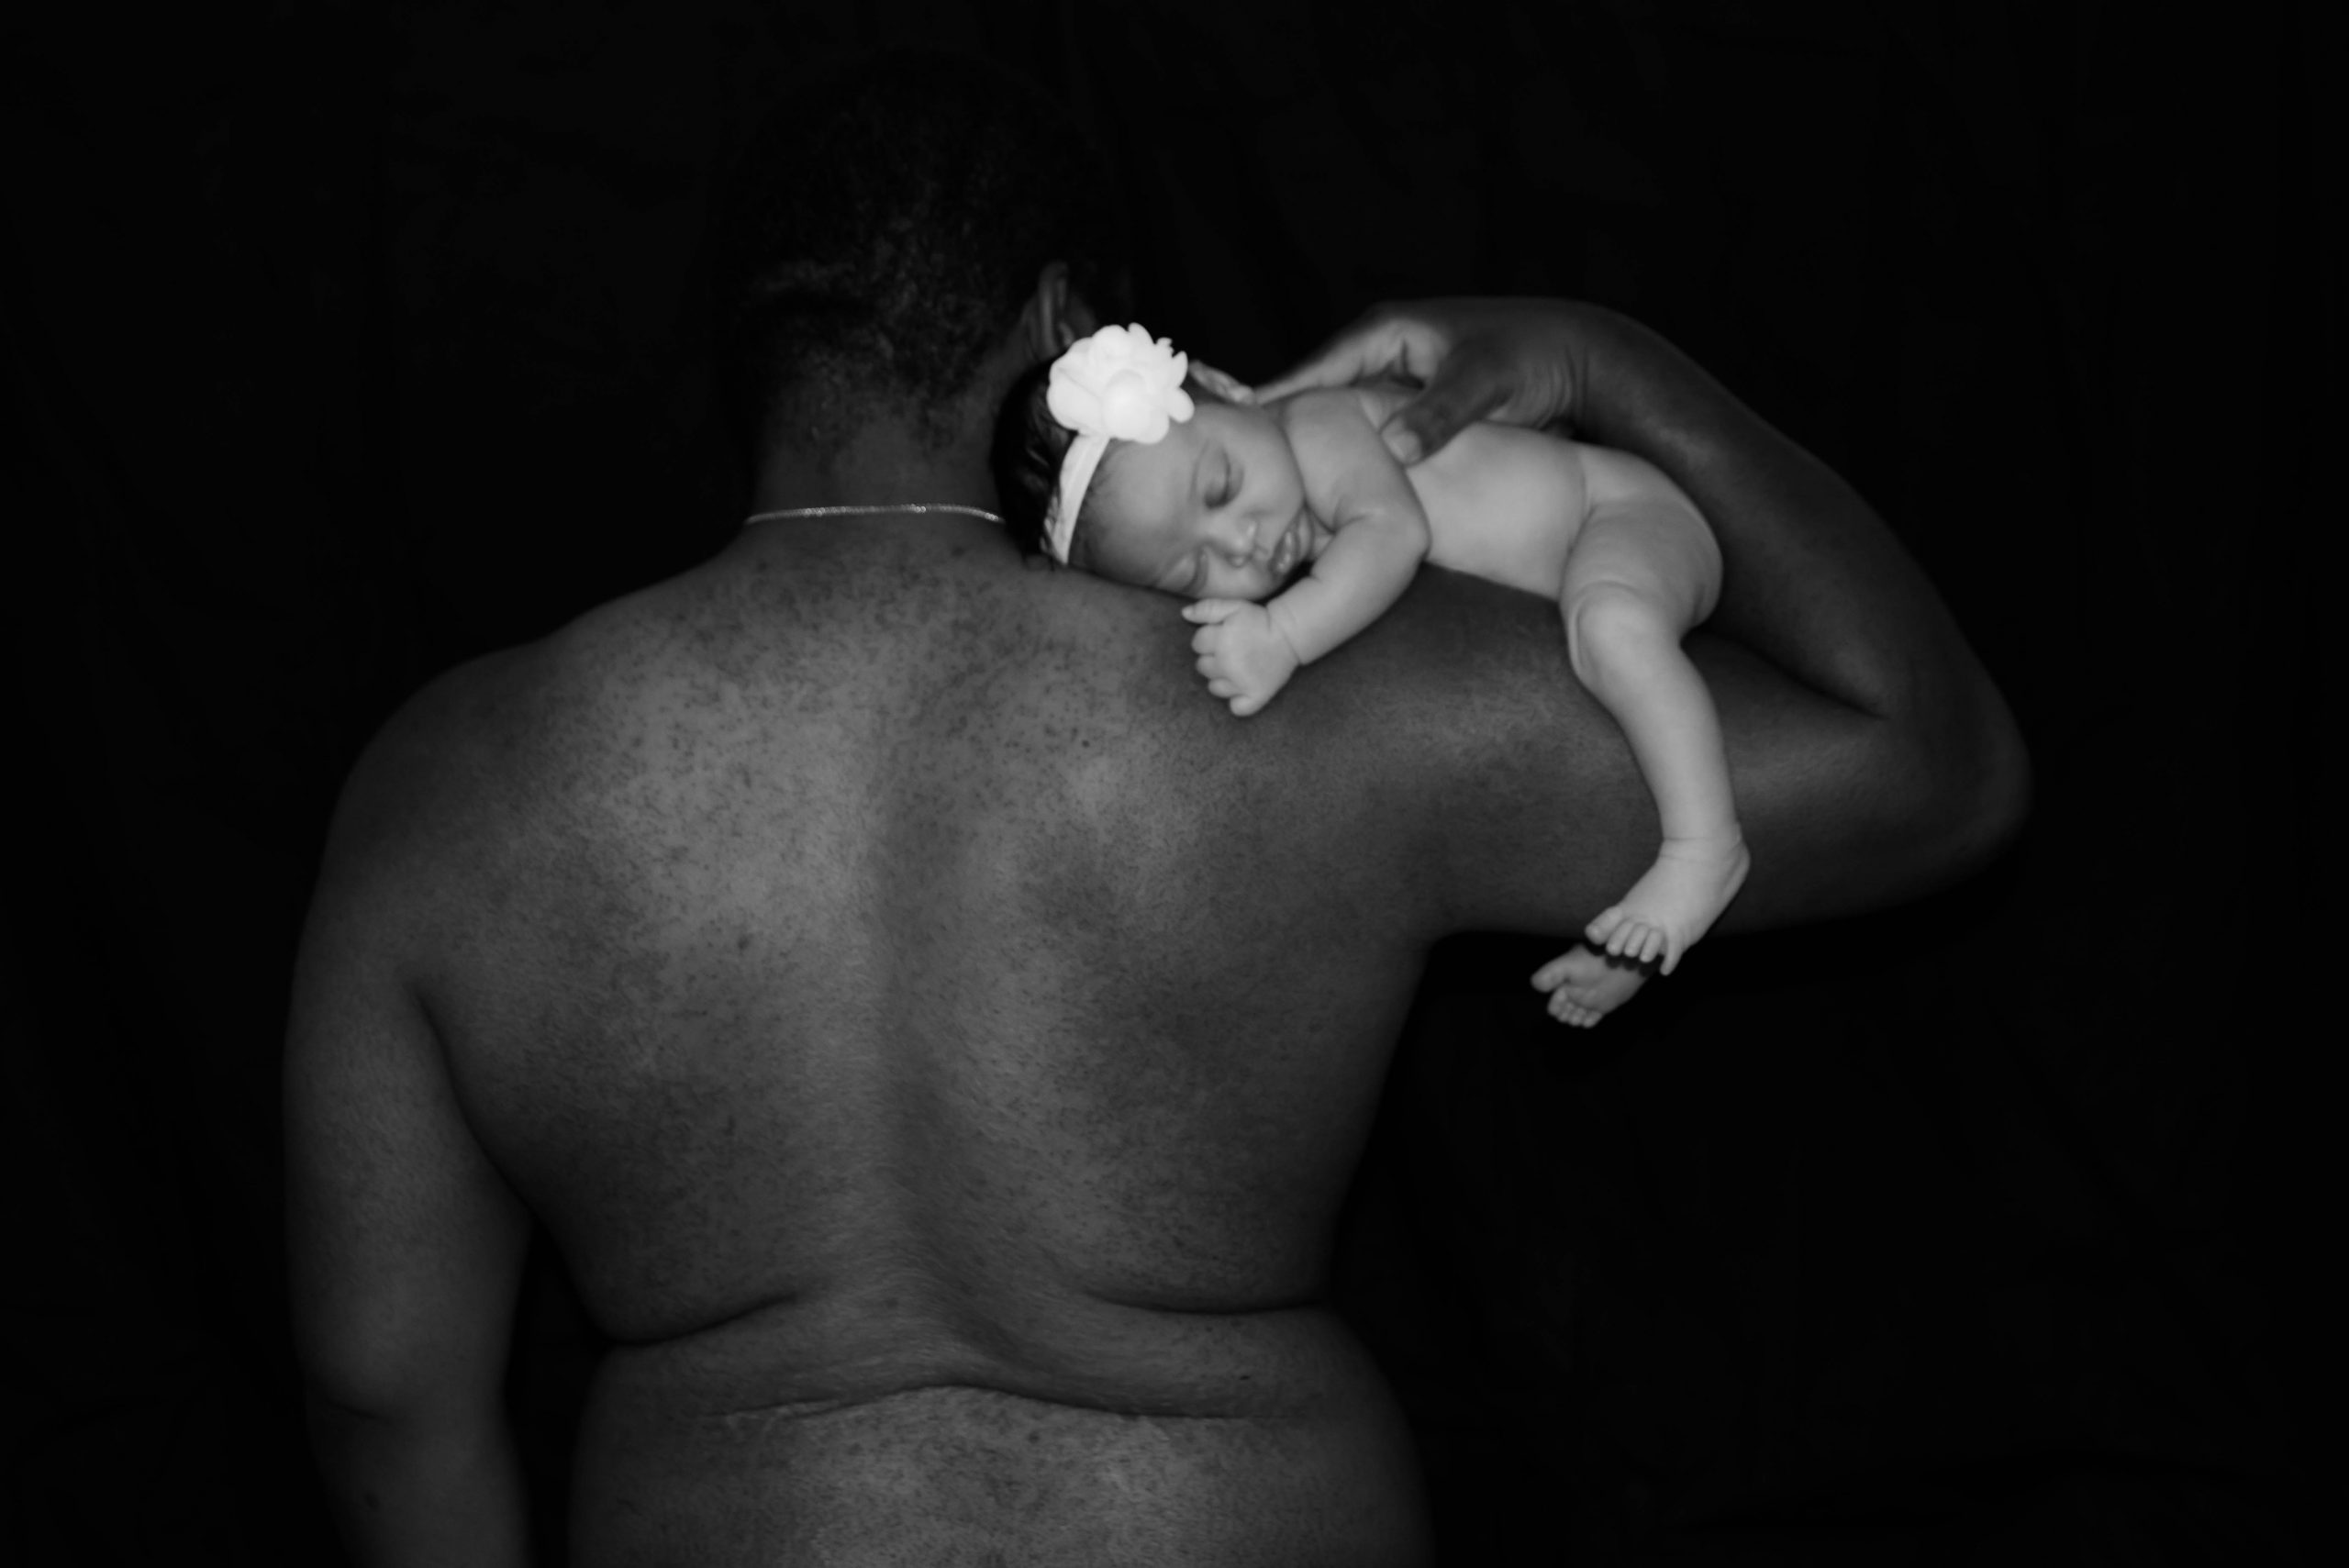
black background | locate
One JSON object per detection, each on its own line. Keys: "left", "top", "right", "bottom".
{"left": 5, "top": 2, "right": 2332, "bottom": 1562}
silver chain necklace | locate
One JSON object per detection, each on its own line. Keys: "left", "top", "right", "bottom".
{"left": 741, "top": 503, "right": 1004, "bottom": 528}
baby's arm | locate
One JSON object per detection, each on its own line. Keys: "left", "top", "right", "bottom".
{"left": 1187, "top": 390, "right": 1432, "bottom": 715}
{"left": 1262, "top": 390, "right": 1433, "bottom": 663}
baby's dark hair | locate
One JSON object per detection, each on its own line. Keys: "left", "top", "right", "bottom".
{"left": 991, "top": 361, "right": 1230, "bottom": 564}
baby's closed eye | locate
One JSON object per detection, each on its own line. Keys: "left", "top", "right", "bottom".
{"left": 1212, "top": 454, "right": 1240, "bottom": 507}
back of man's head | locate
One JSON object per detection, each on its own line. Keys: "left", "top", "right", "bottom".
{"left": 715, "top": 50, "right": 1129, "bottom": 461}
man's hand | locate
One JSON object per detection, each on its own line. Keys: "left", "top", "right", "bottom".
{"left": 1252, "top": 299, "right": 1592, "bottom": 465}
{"left": 1185, "top": 599, "right": 1302, "bottom": 717}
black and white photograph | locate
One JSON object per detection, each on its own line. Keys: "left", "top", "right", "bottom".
{"left": 5, "top": 3, "right": 2329, "bottom": 1562}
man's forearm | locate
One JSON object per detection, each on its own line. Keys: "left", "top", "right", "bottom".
{"left": 1569, "top": 305, "right": 2029, "bottom": 895}
{"left": 1571, "top": 307, "right": 1951, "bottom": 716}
{"left": 306, "top": 1391, "right": 532, "bottom": 1568}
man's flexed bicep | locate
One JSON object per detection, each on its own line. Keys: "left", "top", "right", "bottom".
{"left": 285, "top": 731, "right": 533, "bottom": 1566}
{"left": 1267, "top": 300, "right": 2030, "bottom": 940}
{"left": 1329, "top": 567, "right": 2003, "bottom": 944}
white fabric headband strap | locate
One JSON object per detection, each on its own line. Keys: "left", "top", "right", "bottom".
{"left": 1042, "top": 428, "right": 1117, "bottom": 565}
{"left": 1040, "top": 323, "right": 1252, "bottom": 563}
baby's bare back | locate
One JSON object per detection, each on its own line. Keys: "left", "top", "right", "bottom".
{"left": 1346, "top": 384, "right": 1596, "bottom": 595}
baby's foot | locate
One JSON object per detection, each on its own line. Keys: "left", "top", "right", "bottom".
{"left": 1584, "top": 829, "right": 1751, "bottom": 976}
{"left": 1532, "top": 943, "right": 1650, "bottom": 1028}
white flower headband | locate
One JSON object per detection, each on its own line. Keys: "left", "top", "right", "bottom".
{"left": 1040, "top": 323, "right": 1251, "bottom": 563}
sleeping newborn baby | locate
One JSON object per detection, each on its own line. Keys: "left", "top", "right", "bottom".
{"left": 991, "top": 323, "right": 1747, "bottom": 1026}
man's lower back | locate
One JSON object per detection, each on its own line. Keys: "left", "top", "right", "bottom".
{"left": 566, "top": 1308, "right": 1430, "bottom": 1567}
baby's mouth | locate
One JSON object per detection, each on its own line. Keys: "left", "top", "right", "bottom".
{"left": 1266, "top": 516, "right": 1303, "bottom": 581}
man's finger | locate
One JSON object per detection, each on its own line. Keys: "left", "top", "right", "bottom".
{"left": 1252, "top": 312, "right": 1439, "bottom": 404}
{"left": 1252, "top": 350, "right": 1373, "bottom": 406}
{"left": 1378, "top": 419, "right": 1426, "bottom": 466}
{"left": 1380, "top": 349, "right": 1508, "bottom": 465}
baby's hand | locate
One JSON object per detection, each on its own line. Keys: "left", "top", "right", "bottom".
{"left": 1184, "top": 600, "right": 1301, "bottom": 717}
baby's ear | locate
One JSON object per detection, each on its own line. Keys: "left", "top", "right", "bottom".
{"left": 1186, "top": 360, "right": 1254, "bottom": 406}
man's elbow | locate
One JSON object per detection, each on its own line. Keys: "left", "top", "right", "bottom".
{"left": 1919, "top": 686, "right": 2032, "bottom": 885}
{"left": 1984, "top": 703, "right": 2033, "bottom": 849}
{"left": 293, "top": 1307, "right": 511, "bottom": 1434}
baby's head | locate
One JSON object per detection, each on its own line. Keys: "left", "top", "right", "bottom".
{"left": 992, "top": 325, "right": 1319, "bottom": 603}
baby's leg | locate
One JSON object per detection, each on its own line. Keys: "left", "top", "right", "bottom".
{"left": 1558, "top": 506, "right": 1747, "bottom": 984}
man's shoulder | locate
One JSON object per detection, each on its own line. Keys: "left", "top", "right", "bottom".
{"left": 1331, "top": 563, "right": 1583, "bottom": 717}
{"left": 326, "top": 640, "right": 551, "bottom": 879}
{"left": 329, "top": 583, "right": 678, "bottom": 859}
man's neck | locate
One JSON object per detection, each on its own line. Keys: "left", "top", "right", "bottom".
{"left": 748, "top": 414, "right": 998, "bottom": 517}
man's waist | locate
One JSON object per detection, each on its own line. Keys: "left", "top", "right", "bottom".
{"left": 586, "top": 1284, "right": 1377, "bottom": 1425}
{"left": 570, "top": 1360, "right": 1431, "bottom": 1567}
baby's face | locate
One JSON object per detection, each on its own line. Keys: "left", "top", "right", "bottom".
{"left": 1083, "top": 403, "right": 1324, "bottom": 602}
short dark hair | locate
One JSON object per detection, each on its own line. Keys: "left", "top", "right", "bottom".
{"left": 713, "top": 50, "right": 1129, "bottom": 457}
{"left": 991, "top": 361, "right": 1231, "bottom": 563}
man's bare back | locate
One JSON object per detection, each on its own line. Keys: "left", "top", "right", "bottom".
{"left": 288, "top": 293, "right": 2026, "bottom": 1566}
{"left": 372, "top": 514, "right": 1597, "bottom": 1562}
